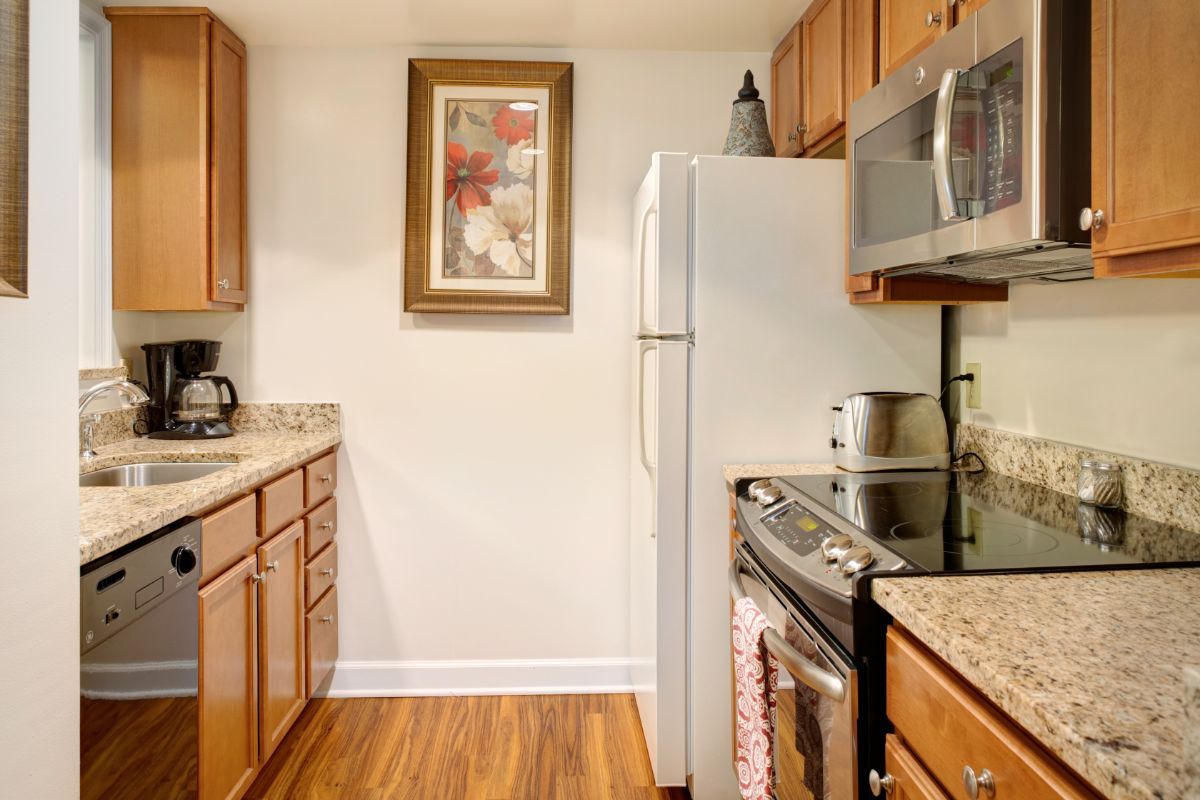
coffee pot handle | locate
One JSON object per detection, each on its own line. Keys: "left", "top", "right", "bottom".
{"left": 211, "top": 376, "right": 239, "bottom": 414}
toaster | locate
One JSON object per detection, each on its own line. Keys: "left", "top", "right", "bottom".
{"left": 831, "top": 392, "right": 950, "bottom": 472}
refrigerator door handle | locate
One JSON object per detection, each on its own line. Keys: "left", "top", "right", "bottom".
{"left": 637, "top": 339, "right": 657, "bottom": 538}
{"left": 636, "top": 203, "right": 657, "bottom": 334}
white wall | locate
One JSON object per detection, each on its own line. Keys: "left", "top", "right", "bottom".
{"left": 241, "top": 45, "right": 770, "bottom": 693}
{"left": 0, "top": 0, "right": 81, "bottom": 795}
{"left": 956, "top": 279, "right": 1200, "bottom": 469}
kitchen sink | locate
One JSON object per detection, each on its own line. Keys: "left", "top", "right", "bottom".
{"left": 79, "top": 461, "right": 236, "bottom": 488}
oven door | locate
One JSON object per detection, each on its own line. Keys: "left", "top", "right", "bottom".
{"left": 731, "top": 549, "right": 858, "bottom": 800}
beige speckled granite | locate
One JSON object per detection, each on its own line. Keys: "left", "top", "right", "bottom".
{"left": 1186, "top": 666, "right": 1200, "bottom": 798}
{"left": 874, "top": 571, "right": 1200, "bottom": 800}
{"left": 79, "top": 404, "right": 342, "bottom": 565}
{"left": 79, "top": 365, "right": 129, "bottom": 381}
{"left": 722, "top": 463, "right": 839, "bottom": 487}
{"left": 957, "top": 424, "right": 1200, "bottom": 535}
{"left": 83, "top": 407, "right": 145, "bottom": 450}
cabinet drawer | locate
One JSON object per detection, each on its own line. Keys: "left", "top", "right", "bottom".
{"left": 887, "top": 628, "right": 1099, "bottom": 800}
{"left": 304, "top": 452, "right": 337, "bottom": 509}
{"left": 304, "top": 497, "right": 337, "bottom": 560}
{"left": 259, "top": 469, "right": 304, "bottom": 538}
{"left": 306, "top": 586, "right": 338, "bottom": 697}
{"left": 885, "top": 734, "right": 950, "bottom": 800}
{"left": 201, "top": 493, "right": 257, "bottom": 582}
{"left": 305, "top": 542, "right": 337, "bottom": 610}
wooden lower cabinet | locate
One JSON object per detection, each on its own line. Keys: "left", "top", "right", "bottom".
{"left": 306, "top": 585, "right": 339, "bottom": 697}
{"left": 257, "top": 521, "right": 307, "bottom": 762}
{"left": 884, "top": 735, "right": 949, "bottom": 800}
{"left": 199, "top": 555, "right": 259, "bottom": 800}
{"left": 887, "top": 627, "right": 1100, "bottom": 800}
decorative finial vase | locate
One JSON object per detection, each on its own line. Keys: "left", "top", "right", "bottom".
{"left": 722, "top": 70, "right": 775, "bottom": 157}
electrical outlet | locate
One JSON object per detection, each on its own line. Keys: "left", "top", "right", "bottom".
{"left": 965, "top": 362, "right": 982, "bottom": 409}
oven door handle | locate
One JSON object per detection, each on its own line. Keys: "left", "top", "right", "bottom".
{"left": 729, "top": 560, "right": 847, "bottom": 703}
{"left": 933, "top": 67, "right": 969, "bottom": 222}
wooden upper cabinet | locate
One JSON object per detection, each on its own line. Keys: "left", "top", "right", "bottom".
{"left": 802, "top": 0, "right": 847, "bottom": 152}
{"left": 199, "top": 555, "right": 259, "bottom": 800}
{"left": 106, "top": 8, "right": 248, "bottom": 311}
{"left": 1090, "top": 0, "right": 1200, "bottom": 278}
{"left": 951, "top": 0, "right": 992, "bottom": 24}
{"left": 879, "top": 0, "right": 952, "bottom": 80}
{"left": 884, "top": 735, "right": 950, "bottom": 800}
{"left": 846, "top": 0, "right": 880, "bottom": 107}
{"left": 771, "top": 24, "right": 804, "bottom": 158}
{"left": 258, "top": 522, "right": 307, "bottom": 762}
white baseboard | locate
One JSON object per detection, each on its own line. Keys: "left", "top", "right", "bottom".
{"left": 318, "top": 657, "right": 634, "bottom": 698}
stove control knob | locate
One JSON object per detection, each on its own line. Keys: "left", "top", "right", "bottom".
{"left": 756, "top": 486, "right": 784, "bottom": 506}
{"left": 820, "top": 534, "right": 854, "bottom": 563}
{"left": 838, "top": 545, "right": 875, "bottom": 576}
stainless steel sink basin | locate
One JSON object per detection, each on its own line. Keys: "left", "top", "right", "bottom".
{"left": 79, "top": 462, "right": 236, "bottom": 488}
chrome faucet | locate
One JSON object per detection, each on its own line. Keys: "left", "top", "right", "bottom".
{"left": 78, "top": 379, "right": 151, "bottom": 460}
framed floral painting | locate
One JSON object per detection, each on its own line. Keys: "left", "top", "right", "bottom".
{"left": 404, "top": 59, "right": 573, "bottom": 314}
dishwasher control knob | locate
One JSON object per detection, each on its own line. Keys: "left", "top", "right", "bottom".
{"left": 171, "top": 546, "right": 198, "bottom": 576}
{"left": 838, "top": 545, "right": 875, "bottom": 576}
{"left": 821, "top": 533, "right": 854, "bottom": 562}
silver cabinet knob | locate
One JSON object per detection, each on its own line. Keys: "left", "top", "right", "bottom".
{"left": 868, "top": 769, "right": 895, "bottom": 796}
{"left": 962, "top": 766, "right": 996, "bottom": 799}
{"left": 1079, "top": 207, "right": 1105, "bottom": 231}
{"left": 319, "top": 615, "right": 334, "bottom": 624}
{"left": 250, "top": 571, "right": 267, "bottom": 584}
{"left": 838, "top": 545, "right": 875, "bottom": 575}
{"left": 320, "top": 473, "right": 333, "bottom": 483}
{"left": 821, "top": 533, "right": 855, "bottom": 563}
{"left": 926, "top": 10, "right": 942, "bottom": 26}
{"left": 320, "top": 521, "right": 334, "bottom": 530}
{"left": 319, "top": 568, "right": 335, "bottom": 577}
{"left": 217, "top": 278, "right": 230, "bottom": 290}
{"left": 267, "top": 560, "right": 279, "bottom": 572}
{"left": 787, "top": 131, "right": 798, "bottom": 142}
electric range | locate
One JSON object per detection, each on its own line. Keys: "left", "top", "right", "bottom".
{"left": 730, "top": 468, "right": 1200, "bottom": 800}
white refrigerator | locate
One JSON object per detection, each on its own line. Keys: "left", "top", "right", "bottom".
{"left": 629, "top": 153, "right": 941, "bottom": 797}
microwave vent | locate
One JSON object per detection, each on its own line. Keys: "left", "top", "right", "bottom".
{"left": 908, "top": 247, "right": 1094, "bottom": 283}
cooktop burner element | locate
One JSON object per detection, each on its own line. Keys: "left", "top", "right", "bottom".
{"left": 780, "top": 470, "right": 1200, "bottom": 574}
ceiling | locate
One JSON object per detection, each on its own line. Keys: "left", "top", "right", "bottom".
{"left": 105, "top": 0, "right": 814, "bottom": 51}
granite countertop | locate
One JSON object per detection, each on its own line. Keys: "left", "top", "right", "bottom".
{"left": 722, "top": 463, "right": 840, "bottom": 486}
{"left": 80, "top": 404, "right": 341, "bottom": 565}
{"left": 873, "top": 571, "right": 1200, "bottom": 800}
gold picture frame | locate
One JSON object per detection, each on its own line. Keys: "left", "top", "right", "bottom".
{"left": 0, "top": 0, "right": 28, "bottom": 299}
{"left": 404, "top": 59, "right": 573, "bottom": 315}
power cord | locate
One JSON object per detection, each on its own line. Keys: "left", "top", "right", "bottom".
{"left": 937, "top": 372, "right": 975, "bottom": 401}
{"left": 952, "top": 451, "right": 986, "bottom": 473}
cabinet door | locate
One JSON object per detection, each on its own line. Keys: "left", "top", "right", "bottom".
{"left": 209, "top": 20, "right": 247, "bottom": 305}
{"left": 951, "top": 0, "right": 991, "bottom": 24}
{"left": 879, "top": 0, "right": 951, "bottom": 80}
{"left": 1090, "top": 0, "right": 1200, "bottom": 278}
{"left": 885, "top": 735, "right": 950, "bottom": 800}
{"left": 199, "top": 555, "right": 259, "bottom": 800}
{"left": 802, "top": 0, "right": 846, "bottom": 151}
{"left": 258, "top": 521, "right": 306, "bottom": 761}
{"left": 846, "top": 0, "right": 880, "bottom": 107}
{"left": 771, "top": 23, "right": 804, "bottom": 158}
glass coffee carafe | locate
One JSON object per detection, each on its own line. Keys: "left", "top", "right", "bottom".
{"left": 172, "top": 376, "right": 238, "bottom": 423}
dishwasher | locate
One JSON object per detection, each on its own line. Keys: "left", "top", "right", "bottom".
{"left": 80, "top": 517, "right": 201, "bottom": 800}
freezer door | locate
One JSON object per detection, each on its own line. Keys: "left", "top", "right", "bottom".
{"left": 629, "top": 338, "right": 688, "bottom": 786}
{"left": 632, "top": 153, "right": 690, "bottom": 337}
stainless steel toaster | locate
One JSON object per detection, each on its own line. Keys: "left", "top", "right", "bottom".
{"left": 831, "top": 393, "right": 950, "bottom": 472}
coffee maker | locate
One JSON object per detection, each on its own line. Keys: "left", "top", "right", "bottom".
{"left": 142, "top": 340, "right": 239, "bottom": 439}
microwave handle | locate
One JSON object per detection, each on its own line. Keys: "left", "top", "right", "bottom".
{"left": 729, "top": 559, "right": 847, "bottom": 703}
{"left": 933, "top": 68, "right": 968, "bottom": 222}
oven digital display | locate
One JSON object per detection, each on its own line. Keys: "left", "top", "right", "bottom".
{"left": 761, "top": 506, "right": 828, "bottom": 557}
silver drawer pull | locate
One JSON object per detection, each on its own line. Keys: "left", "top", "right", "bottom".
{"left": 320, "top": 521, "right": 334, "bottom": 530}
{"left": 728, "top": 560, "right": 847, "bottom": 703}
{"left": 267, "top": 560, "right": 279, "bottom": 572}
{"left": 217, "top": 278, "right": 230, "bottom": 290}
{"left": 868, "top": 770, "right": 895, "bottom": 796}
{"left": 925, "top": 9, "right": 942, "bottom": 26}
{"left": 320, "top": 473, "right": 333, "bottom": 483}
{"left": 250, "top": 571, "right": 266, "bottom": 584}
{"left": 962, "top": 766, "right": 995, "bottom": 799}
{"left": 319, "top": 568, "right": 334, "bottom": 577}
{"left": 319, "top": 615, "right": 334, "bottom": 624}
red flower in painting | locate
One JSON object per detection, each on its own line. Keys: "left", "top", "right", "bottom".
{"left": 445, "top": 142, "right": 500, "bottom": 214}
{"left": 492, "top": 105, "right": 536, "bottom": 146}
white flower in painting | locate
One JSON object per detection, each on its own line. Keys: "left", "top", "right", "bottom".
{"left": 507, "top": 139, "right": 535, "bottom": 180}
{"left": 463, "top": 183, "right": 534, "bottom": 277}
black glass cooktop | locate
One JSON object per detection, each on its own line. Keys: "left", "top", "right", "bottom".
{"left": 781, "top": 470, "right": 1200, "bottom": 574}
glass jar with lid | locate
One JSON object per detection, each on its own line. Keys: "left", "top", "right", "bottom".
{"left": 1077, "top": 460, "right": 1123, "bottom": 508}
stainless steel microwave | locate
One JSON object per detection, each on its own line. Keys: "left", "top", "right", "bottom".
{"left": 848, "top": 0, "right": 1092, "bottom": 283}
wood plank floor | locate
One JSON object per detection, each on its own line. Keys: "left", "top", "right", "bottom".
{"left": 245, "top": 694, "right": 691, "bottom": 799}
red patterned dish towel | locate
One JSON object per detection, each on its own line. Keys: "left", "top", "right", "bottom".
{"left": 732, "top": 596, "right": 778, "bottom": 800}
